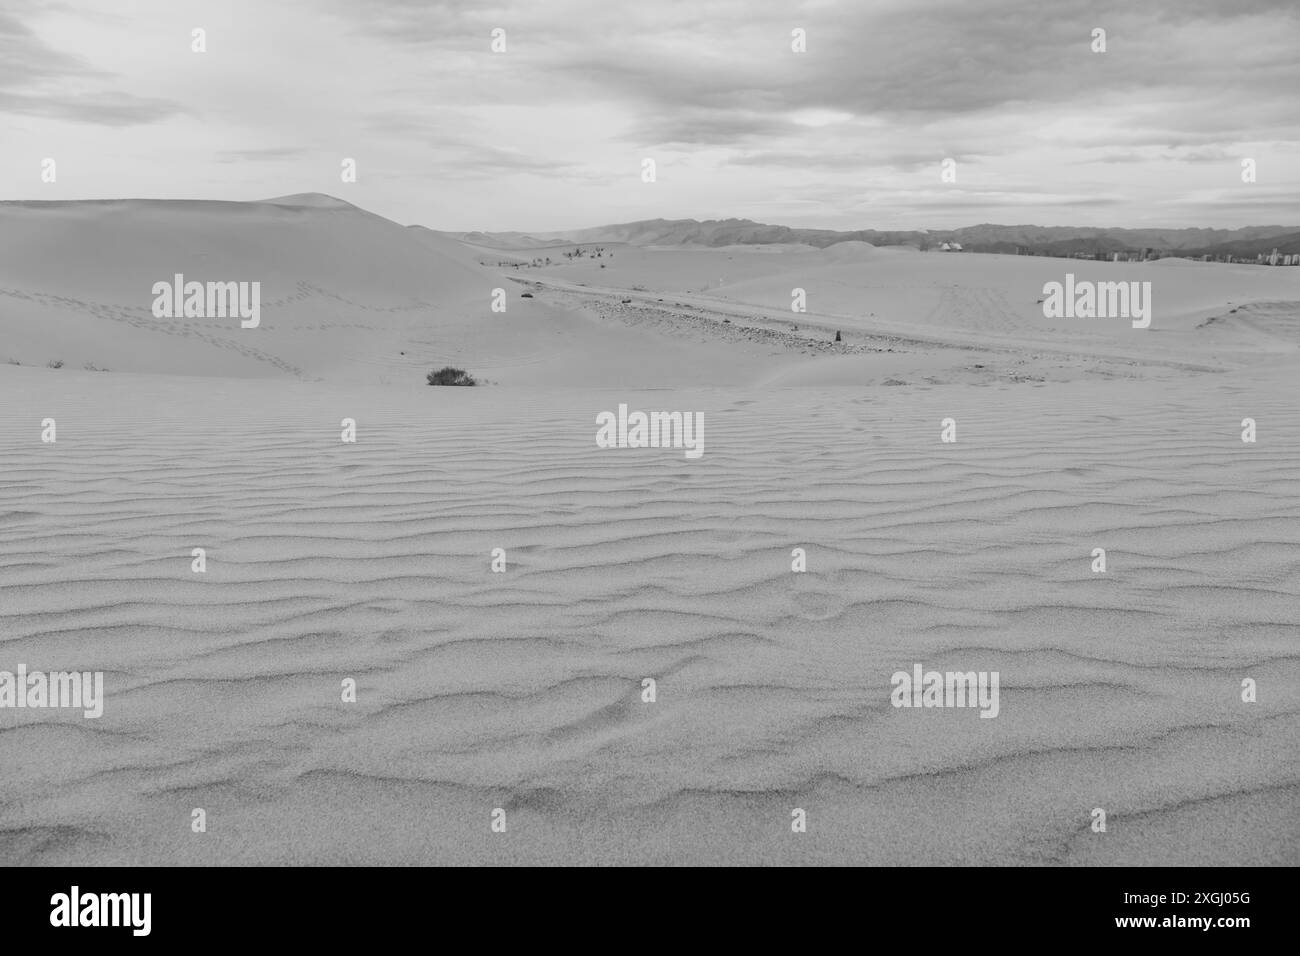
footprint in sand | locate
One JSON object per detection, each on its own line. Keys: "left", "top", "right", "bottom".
{"left": 789, "top": 587, "right": 847, "bottom": 621}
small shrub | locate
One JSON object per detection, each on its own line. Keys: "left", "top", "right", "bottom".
{"left": 427, "top": 366, "right": 478, "bottom": 386}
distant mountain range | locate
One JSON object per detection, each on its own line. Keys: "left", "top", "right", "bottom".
{"left": 445, "top": 218, "right": 1300, "bottom": 259}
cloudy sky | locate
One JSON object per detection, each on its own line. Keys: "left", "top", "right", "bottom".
{"left": 3, "top": 0, "right": 1298, "bottom": 231}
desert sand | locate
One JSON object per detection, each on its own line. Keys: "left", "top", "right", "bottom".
{"left": 1, "top": 195, "right": 1297, "bottom": 865}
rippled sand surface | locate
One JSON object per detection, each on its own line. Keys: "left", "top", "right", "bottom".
{"left": 2, "top": 368, "right": 1296, "bottom": 865}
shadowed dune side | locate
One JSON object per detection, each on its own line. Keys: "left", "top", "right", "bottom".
{"left": 0, "top": 367, "right": 1296, "bottom": 865}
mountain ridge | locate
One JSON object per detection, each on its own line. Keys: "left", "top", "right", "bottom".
{"left": 443, "top": 216, "right": 1300, "bottom": 259}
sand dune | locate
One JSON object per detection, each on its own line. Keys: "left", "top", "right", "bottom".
{"left": 1, "top": 195, "right": 1297, "bottom": 866}
{"left": 0, "top": 365, "right": 1296, "bottom": 865}
{"left": 0, "top": 195, "right": 683, "bottom": 387}
{"left": 529, "top": 246, "right": 1300, "bottom": 370}
{"left": 6, "top": 195, "right": 1299, "bottom": 390}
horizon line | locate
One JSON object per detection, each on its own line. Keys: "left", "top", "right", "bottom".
{"left": 3, "top": 192, "right": 1298, "bottom": 236}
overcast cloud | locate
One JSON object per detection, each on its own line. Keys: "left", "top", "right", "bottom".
{"left": 3, "top": 0, "right": 1297, "bottom": 230}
